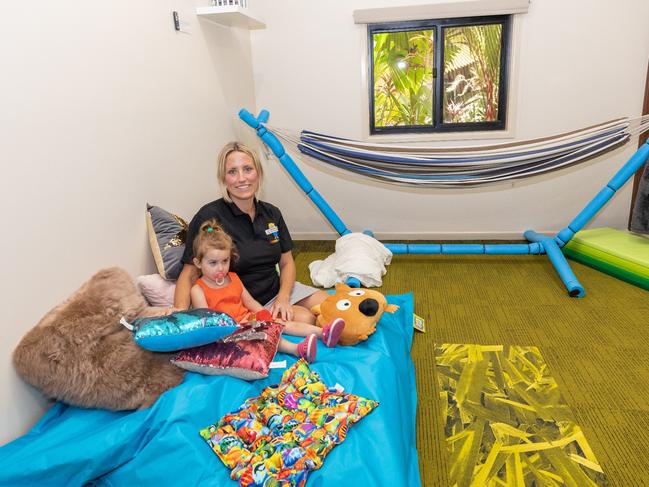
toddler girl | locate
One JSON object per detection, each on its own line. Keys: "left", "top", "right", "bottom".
{"left": 190, "top": 219, "right": 344, "bottom": 363}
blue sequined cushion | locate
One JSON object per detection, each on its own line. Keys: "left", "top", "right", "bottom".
{"left": 131, "top": 308, "right": 239, "bottom": 352}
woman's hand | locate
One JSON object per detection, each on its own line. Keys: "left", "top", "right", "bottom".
{"left": 271, "top": 296, "right": 293, "bottom": 321}
{"left": 273, "top": 251, "right": 297, "bottom": 321}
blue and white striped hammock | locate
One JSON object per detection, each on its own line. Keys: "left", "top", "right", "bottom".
{"left": 267, "top": 116, "right": 649, "bottom": 187}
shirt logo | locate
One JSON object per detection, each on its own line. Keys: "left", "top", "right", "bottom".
{"left": 265, "top": 223, "right": 280, "bottom": 244}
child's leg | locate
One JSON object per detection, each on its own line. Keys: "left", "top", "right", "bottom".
{"left": 281, "top": 319, "right": 346, "bottom": 348}
{"left": 278, "top": 337, "right": 298, "bottom": 357}
{"left": 278, "top": 335, "right": 317, "bottom": 363}
{"left": 281, "top": 320, "right": 323, "bottom": 338}
{"left": 291, "top": 305, "right": 318, "bottom": 325}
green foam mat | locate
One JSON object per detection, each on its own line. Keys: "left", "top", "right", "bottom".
{"left": 564, "top": 240, "right": 649, "bottom": 277}
{"left": 568, "top": 228, "right": 649, "bottom": 266}
{"left": 564, "top": 228, "right": 649, "bottom": 290}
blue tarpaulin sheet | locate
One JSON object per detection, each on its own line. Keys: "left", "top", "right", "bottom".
{"left": 0, "top": 294, "right": 419, "bottom": 486}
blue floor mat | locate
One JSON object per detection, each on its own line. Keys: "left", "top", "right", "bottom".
{"left": 0, "top": 294, "right": 419, "bottom": 487}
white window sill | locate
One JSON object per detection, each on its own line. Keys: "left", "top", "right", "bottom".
{"left": 365, "top": 129, "right": 516, "bottom": 144}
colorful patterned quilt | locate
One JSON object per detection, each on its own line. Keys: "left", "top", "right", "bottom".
{"left": 201, "top": 360, "right": 378, "bottom": 486}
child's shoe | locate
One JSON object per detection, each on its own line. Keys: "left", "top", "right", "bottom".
{"left": 297, "top": 334, "right": 317, "bottom": 363}
{"left": 322, "top": 318, "right": 345, "bottom": 347}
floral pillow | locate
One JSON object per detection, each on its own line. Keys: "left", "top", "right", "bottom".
{"left": 199, "top": 360, "right": 378, "bottom": 486}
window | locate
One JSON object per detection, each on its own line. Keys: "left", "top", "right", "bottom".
{"left": 369, "top": 16, "right": 510, "bottom": 134}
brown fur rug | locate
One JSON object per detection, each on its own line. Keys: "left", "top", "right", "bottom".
{"left": 13, "top": 267, "right": 184, "bottom": 410}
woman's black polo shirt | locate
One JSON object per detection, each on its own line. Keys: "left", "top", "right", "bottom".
{"left": 182, "top": 198, "right": 293, "bottom": 305}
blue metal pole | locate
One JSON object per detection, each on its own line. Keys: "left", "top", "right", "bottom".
{"left": 385, "top": 243, "right": 410, "bottom": 254}
{"left": 525, "top": 230, "right": 585, "bottom": 297}
{"left": 384, "top": 243, "right": 441, "bottom": 254}
{"left": 484, "top": 243, "right": 543, "bottom": 255}
{"left": 239, "top": 108, "right": 351, "bottom": 236}
{"left": 442, "top": 244, "right": 485, "bottom": 254}
{"left": 555, "top": 141, "right": 649, "bottom": 246}
{"left": 384, "top": 242, "right": 543, "bottom": 255}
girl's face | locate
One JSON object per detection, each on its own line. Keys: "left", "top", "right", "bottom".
{"left": 195, "top": 248, "right": 230, "bottom": 284}
{"left": 223, "top": 151, "right": 259, "bottom": 203}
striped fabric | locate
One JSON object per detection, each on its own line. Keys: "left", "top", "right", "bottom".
{"left": 268, "top": 116, "right": 649, "bottom": 187}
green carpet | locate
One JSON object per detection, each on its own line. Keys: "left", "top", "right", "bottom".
{"left": 293, "top": 241, "right": 649, "bottom": 486}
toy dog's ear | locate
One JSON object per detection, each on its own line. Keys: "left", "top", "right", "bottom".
{"left": 311, "top": 304, "right": 322, "bottom": 316}
{"left": 385, "top": 304, "right": 400, "bottom": 314}
{"left": 335, "top": 282, "right": 352, "bottom": 292}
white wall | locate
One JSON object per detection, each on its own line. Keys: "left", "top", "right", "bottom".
{"left": 0, "top": 0, "right": 257, "bottom": 444}
{"left": 2, "top": 0, "right": 648, "bottom": 446}
{"left": 250, "top": 0, "right": 649, "bottom": 239}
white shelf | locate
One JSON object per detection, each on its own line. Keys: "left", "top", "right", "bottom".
{"left": 195, "top": 5, "right": 265, "bottom": 30}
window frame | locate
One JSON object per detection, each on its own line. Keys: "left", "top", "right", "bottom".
{"left": 368, "top": 15, "right": 511, "bottom": 135}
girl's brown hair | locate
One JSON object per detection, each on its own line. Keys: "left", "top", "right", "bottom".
{"left": 216, "top": 141, "right": 264, "bottom": 202}
{"left": 192, "top": 219, "right": 238, "bottom": 262}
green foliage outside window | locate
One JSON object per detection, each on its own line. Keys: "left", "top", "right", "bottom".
{"left": 373, "top": 30, "right": 434, "bottom": 127}
{"left": 372, "top": 20, "right": 505, "bottom": 131}
{"left": 443, "top": 24, "right": 502, "bottom": 124}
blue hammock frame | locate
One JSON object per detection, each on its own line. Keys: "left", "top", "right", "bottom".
{"left": 239, "top": 108, "right": 649, "bottom": 298}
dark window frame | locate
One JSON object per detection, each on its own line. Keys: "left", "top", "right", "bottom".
{"left": 368, "top": 15, "right": 511, "bottom": 135}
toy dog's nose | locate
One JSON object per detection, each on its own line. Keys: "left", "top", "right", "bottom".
{"left": 359, "top": 298, "right": 379, "bottom": 317}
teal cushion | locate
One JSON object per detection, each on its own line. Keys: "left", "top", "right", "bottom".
{"left": 131, "top": 308, "right": 238, "bottom": 352}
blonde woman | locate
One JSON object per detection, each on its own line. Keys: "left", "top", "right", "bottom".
{"left": 174, "top": 142, "right": 329, "bottom": 325}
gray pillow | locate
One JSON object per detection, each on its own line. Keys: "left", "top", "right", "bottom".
{"left": 146, "top": 204, "right": 188, "bottom": 280}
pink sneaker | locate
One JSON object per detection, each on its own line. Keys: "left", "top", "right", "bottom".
{"left": 322, "top": 318, "right": 345, "bottom": 348}
{"left": 297, "top": 334, "right": 317, "bottom": 363}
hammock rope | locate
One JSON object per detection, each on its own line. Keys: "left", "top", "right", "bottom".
{"left": 266, "top": 115, "right": 649, "bottom": 187}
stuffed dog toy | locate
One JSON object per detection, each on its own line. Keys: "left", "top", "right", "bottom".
{"left": 311, "top": 283, "right": 399, "bottom": 345}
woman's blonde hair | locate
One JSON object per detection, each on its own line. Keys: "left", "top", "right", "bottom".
{"left": 192, "top": 219, "right": 238, "bottom": 262}
{"left": 216, "top": 142, "right": 264, "bottom": 203}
